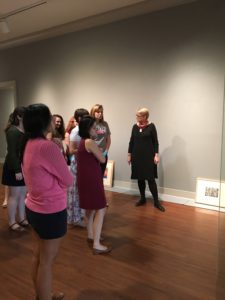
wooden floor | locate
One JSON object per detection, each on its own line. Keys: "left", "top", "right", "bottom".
{"left": 0, "top": 184, "right": 225, "bottom": 300}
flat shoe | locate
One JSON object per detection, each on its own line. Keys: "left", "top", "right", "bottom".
{"left": 135, "top": 200, "right": 146, "bottom": 206}
{"left": 93, "top": 246, "right": 112, "bottom": 255}
{"left": 9, "top": 223, "right": 25, "bottom": 232}
{"left": 154, "top": 203, "right": 165, "bottom": 212}
{"left": 2, "top": 200, "right": 7, "bottom": 208}
{"left": 52, "top": 292, "right": 64, "bottom": 300}
{"left": 36, "top": 292, "right": 64, "bottom": 300}
{"left": 18, "top": 219, "right": 29, "bottom": 227}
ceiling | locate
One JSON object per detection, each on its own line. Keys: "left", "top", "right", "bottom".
{"left": 0, "top": 0, "right": 197, "bottom": 50}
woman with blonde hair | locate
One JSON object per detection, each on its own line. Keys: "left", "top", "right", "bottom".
{"left": 128, "top": 108, "right": 165, "bottom": 211}
{"left": 90, "top": 104, "right": 111, "bottom": 176}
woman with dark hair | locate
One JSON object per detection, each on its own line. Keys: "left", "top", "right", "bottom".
{"left": 2, "top": 107, "right": 27, "bottom": 231}
{"left": 2, "top": 113, "right": 13, "bottom": 209}
{"left": 21, "top": 104, "right": 73, "bottom": 300}
{"left": 52, "top": 114, "right": 65, "bottom": 139}
{"left": 51, "top": 114, "right": 68, "bottom": 163}
{"left": 67, "top": 108, "right": 89, "bottom": 227}
{"left": 90, "top": 104, "right": 111, "bottom": 176}
{"left": 77, "top": 116, "right": 111, "bottom": 254}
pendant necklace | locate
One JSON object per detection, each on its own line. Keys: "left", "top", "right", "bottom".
{"left": 139, "top": 128, "right": 142, "bottom": 132}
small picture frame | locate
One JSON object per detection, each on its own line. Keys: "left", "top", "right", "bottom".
{"left": 196, "top": 178, "right": 220, "bottom": 206}
{"left": 103, "top": 160, "right": 114, "bottom": 187}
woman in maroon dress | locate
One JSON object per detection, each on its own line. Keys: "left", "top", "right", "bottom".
{"left": 77, "top": 116, "right": 111, "bottom": 254}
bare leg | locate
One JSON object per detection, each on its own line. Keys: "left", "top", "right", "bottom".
{"left": 86, "top": 210, "right": 95, "bottom": 239}
{"left": 36, "top": 237, "right": 63, "bottom": 300}
{"left": 93, "top": 208, "right": 106, "bottom": 250}
{"left": 7, "top": 186, "right": 20, "bottom": 225}
{"left": 17, "top": 186, "right": 27, "bottom": 222}
{"left": 2, "top": 186, "right": 9, "bottom": 207}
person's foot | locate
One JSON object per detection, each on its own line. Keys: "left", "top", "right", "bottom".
{"left": 2, "top": 199, "right": 7, "bottom": 208}
{"left": 9, "top": 223, "right": 25, "bottom": 232}
{"left": 154, "top": 203, "right": 165, "bottom": 212}
{"left": 93, "top": 245, "right": 112, "bottom": 255}
{"left": 36, "top": 292, "right": 64, "bottom": 300}
{"left": 18, "top": 219, "right": 29, "bottom": 227}
{"left": 52, "top": 292, "right": 64, "bottom": 300}
{"left": 74, "top": 220, "right": 86, "bottom": 228}
{"left": 135, "top": 199, "right": 146, "bottom": 206}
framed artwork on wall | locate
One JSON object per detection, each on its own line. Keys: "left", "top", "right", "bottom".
{"left": 103, "top": 160, "right": 114, "bottom": 187}
{"left": 196, "top": 178, "right": 225, "bottom": 207}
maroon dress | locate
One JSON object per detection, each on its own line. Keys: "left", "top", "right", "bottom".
{"left": 77, "top": 139, "right": 106, "bottom": 210}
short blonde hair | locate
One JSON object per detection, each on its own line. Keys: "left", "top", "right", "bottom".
{"left": 90, "top": 104, "right": 104, "bottom": 122}
{"left": 137, "top": 107, "right": 149, "bottom": 119}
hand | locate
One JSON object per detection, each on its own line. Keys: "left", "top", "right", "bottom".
{"left": 15, "top": 172, "right": 23, "bottom": 181}
{"left": 102, "top": 150, "right": 108, "bottom": 157}
{"left": 154, "top": 153, "right": 160, "bottom": 164}
{"left": 127, "top": 154, "right": 131, "bottom": 165}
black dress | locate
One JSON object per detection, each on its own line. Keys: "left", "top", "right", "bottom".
{"left": 128, "top": 123, "right": 159, "bottom": 180}
{"left": 2, "top": 125, "right": 25, "bottom": 186}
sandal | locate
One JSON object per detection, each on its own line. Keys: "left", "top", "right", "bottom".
{"left": 52, "top": 292, "right": 64, "bottom": 300}
{"left": 35, "top": 292, "right": 64, "bottom": 300}
{"left": 93, "top": 246, "right": 112, "bottom": 255}
{"left": 9, "top": 223, "right": 25, "bottom": 232}
{"left": 18, "top": 219, "right": 29, "bottom": 227}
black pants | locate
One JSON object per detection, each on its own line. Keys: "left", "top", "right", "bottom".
{"left": 137, "top": 179, "right": 159, "bottom": 204}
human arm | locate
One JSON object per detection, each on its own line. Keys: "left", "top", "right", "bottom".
{"left": 151, "top": 123, "right": 160, "bottom": 164}
{"left": 127, "top": 153, "right": 132, "bottom": 165}
{"left": 103, "top": 134, "right": 111, "bottom": 156}
{"left": 64, "top": 132, "right": 70, "bottom": 147}
{"left": 128, "top": 125, "right": 135, "bottom": 164}
{"left": 85, "top": 139, "right": 106, "bottom": 163}
{"left": 69, "top": 140, "right": 79, "bottom": 155}
{"left": 6, "top": 127, "right": 23, "bottom": 174}
{"left": 41, "top": 141, "right": 73, "bottom": 187}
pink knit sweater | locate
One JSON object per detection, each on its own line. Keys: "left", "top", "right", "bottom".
{"left": 23, "top": 138, "right": 73, "bottom": 214}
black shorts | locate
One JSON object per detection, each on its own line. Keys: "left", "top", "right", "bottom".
{"left": 25, "top": 206, "right": 67, "bottom": 240}
{"left": 1, "top": 162, "right": 25, "bottom": 186}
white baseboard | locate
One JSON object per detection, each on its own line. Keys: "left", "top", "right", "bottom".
{"left": 105, "top": 180, "right": 225, "bottom": 212}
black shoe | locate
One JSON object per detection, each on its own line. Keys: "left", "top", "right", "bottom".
{"left": 135, "top": 199, "right": 146, "bottom": 206}
{"left": 154, "top": 203, "right": 165, "bottom": 212}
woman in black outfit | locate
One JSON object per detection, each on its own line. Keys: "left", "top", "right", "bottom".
{"left": 128, "top": 108, "right": 165, "bottom": 212}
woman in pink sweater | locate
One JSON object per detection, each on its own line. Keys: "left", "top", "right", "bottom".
{"left": 21, "top": 104, "right": 73, "bottom": 300}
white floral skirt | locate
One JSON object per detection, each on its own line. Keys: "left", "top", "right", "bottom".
{"left": 67, "top": 159, "right": 85, "bottom": 225}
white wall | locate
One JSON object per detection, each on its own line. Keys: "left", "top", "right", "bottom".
{"left": 0, "top": 0, "right": 224, "bottom": 196}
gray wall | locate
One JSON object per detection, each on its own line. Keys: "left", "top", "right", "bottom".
{"left": 0, "top": 0, "right": 224, "bottom": 194}
{"left": 0, "top": 89, "right": 15, "bottom": 160}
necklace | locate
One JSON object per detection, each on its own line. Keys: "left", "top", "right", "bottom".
{"left": 139, "top": 128, "right": 142, "bottom": 132}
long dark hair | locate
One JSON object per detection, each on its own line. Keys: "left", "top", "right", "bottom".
{"left": 52, "top": 114, "right": 65, "bottom": 139}
{"left": 74, "top": 108, "right": 89, "bottom": 123}
{"left": 79, "top": 116, "right": 95, "bottom": 139}
{"left": 5, "top": 107, "right": 26, "bottom": 132}
{"left": 21, "top": 103, "right": 52, "bottom": 162}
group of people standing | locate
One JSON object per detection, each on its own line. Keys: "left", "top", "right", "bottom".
{"left": 1, "top": 103, "right": 164, "bottom": 300}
